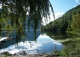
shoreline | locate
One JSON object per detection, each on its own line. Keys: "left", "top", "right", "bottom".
{"left": 0, "top": 53, "right": 60, "bottom": 57}
{"left": 0, "top": 54, "right": 43, "bottom": 57}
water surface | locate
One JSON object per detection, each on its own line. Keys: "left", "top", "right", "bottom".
{"left": 0, "top": 34, "right": 63, "bottom": 54}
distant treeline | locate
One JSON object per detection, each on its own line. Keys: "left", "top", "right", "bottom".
{"left": 41, "top": 5, "right": 80, "bottom": 33}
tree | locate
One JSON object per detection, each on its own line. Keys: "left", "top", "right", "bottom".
{"left": 71, "top": 13, "right": 80, "bottom": 32}
{"left": 0, "top": 0, "right": 54, "bottom": 40}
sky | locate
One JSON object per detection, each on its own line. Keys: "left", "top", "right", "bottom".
{"left": 42, "top": 0, "right": 80, "bottom": 25}
{"left": 50, "top": 0, "right": 80, "bottom": 19}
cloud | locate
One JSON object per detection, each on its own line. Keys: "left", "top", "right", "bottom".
{"left": 74, "top": 5, "right": 77, "bottom": 7}
{"left": 76, "top": 0, "right": 80, "bottom": 4}
{"left": 55, "top": 12, "right": 64, "bottom": 19}
{"left": 42, "top": 12, "right": 64, "bottom": 25}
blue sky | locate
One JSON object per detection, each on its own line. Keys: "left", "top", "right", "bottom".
{"left": 42, "top": 0, "right": 80, "bottom": 25}
{"left": 50, "top": 0, "right": 80, "bottom": 19}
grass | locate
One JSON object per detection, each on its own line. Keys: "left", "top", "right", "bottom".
{"left": 0, "top": 55, "right": 6, "bottom": 57}
{"left": 55, "top": 38, "right": 70, "bottom": 42}
{"left": 55, "top": 37, "right": 80, "bottom": 42}
{"left": 0, "top": 55, "right": 18, "bottom": 57}
{"left": 54, "top": 37, "right": 80, "bottom": 57}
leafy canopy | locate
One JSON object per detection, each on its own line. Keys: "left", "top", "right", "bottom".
{"left": 0, "top": 0, "right": 54, "bottom": 40}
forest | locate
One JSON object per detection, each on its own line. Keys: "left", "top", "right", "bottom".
{"left": 42, "top": 5, "right": 80, "bottom": 33}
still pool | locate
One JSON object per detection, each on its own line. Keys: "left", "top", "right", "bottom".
{"left": 0, "top": 34, "right": 63, "bottom": 54}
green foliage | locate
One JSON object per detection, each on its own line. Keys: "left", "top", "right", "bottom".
{"left": 52, "top": 38, "right": 80, "bottom": 57}
{"left": 71, "top": 13, "right": 80, "bottom": 31}
{"left": 44, "top": 5, "right": 80, "bottom": 33}
{"left": 60, "top": 39, "right": 80, "bottom": 57}
{"left": 0, "top": 0, "right": 54, "bottom": 40}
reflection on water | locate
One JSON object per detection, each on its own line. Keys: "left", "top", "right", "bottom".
{"left": 45, "top": 31, "right": 79, "bottom": 40}
{"left": 0, "top": 29, "right": 40, "bottom": 49}
{"left": 1, "top": 29, "right": 40, "bottom": 41}
{"left": 0, "top": 34, "right": 63, "bottom": 54}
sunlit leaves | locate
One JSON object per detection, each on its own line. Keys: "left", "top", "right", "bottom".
{"left": 71, "top": 13, "right": 80, "bottom": 31}
{"left": 0, "top": 0, "right": 54, "bottom": 40}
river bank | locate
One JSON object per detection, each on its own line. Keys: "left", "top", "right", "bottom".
{"left": 0, "top": 54, "right": 44, "bottom": 57}
{"left": 54, "top": 37, "right": 80, "bottom": 57}
{"left": 0, "top": 53, "right": 60, "bottom": 57}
